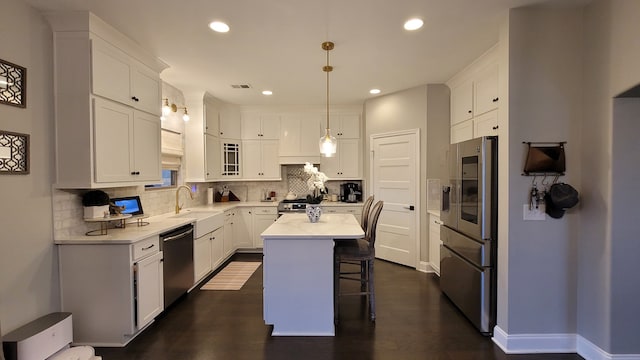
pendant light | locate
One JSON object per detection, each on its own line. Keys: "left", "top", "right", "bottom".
{"left": 319, "top": 41, "right": 337, "bottom": 157}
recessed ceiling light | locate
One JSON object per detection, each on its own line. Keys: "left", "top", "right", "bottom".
{"left": 262, "top": 90, "right": 273, "bottom": 96}
{"left": 209, "top": 21, "right": 230, "bottom": 33}
{"left": 369, "top": 89, "right": 381, "bottom": 95}
{"left": 404, "top": 18, "right": 424, "bottom": 31}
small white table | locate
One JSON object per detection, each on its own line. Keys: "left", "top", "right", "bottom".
{"left": 261, "top": 213, "right": 364, "bottom": 336}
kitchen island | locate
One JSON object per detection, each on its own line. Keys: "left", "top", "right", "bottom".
{"left": 261, "top": 213, "right": 364, "bottom": 336}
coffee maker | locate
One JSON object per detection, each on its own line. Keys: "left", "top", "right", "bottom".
{"left": 340, "top": 182, "right": 362, "bottom": 203}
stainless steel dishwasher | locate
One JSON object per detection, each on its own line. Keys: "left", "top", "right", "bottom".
{"left": 160, "top": 224, "right": 194, "bottom": 309}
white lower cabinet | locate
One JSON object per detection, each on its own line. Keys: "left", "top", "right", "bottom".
{"left": 211, "top": 227, "right": 224, "bottom": 269}
{"left": 135, "top": 251, "right": 164, "bottom": 329}
{"left": 194, "top": 226, "right": 225, "bottom": 285}
{"left": 58, "top": 235, "right": 163, "bottom": 346}
{"left": 194, "top": 232, "right": 213, "bottom": 284}
{"left": 428, "top": 213, "right": 442, "bottom": 275}
{"left": 234, "top": 208, "right": 254, "bottom": 248}
{"left": 252, "top": 207, "right": 278, "bottom": 248}
{"left": 322, "top": 205, "right": 363, "bottom": 225}
{"left": 223, "top": 210, "right": 235, "bottom": 257}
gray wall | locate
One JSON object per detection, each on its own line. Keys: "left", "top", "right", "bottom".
{"left": 364, "top": 84, "right": 449, "bottom": 264}
{"left": 581, "top": 0, "right": 640, "bottom": 354}
{"left": 502, "top": 6, "right": 583, "bottom": 335}
{"left": 0, "top": 0, "right": 59, "bottom": 334}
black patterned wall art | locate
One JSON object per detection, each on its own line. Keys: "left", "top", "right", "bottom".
{"left": 0, "top": 130, "right": 29, "bottom": 174}
{"left": 0, "top": 58, "right": 27, "bottom": 108}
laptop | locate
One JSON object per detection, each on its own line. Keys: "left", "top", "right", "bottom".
{"left": 110, "top": 196, "right": 145, "bottom": 219}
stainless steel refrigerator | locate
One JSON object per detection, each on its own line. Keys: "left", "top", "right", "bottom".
{"left": 440, "top": 136, "right": 497, "bottom": 335}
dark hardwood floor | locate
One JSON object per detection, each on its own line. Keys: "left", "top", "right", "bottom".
{"left": 96, "top": 254, "right": 584, "bottom": 360}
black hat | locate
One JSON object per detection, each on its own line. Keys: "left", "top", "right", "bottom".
{"left": 545, "top": 183, "right": 579, "bottom": 219}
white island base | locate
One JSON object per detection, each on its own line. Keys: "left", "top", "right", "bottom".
{"left": 261, "top": 213, "right": 364, "bottom": 336}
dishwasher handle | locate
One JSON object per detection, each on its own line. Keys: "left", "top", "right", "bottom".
{"left": 163, "top": 228, "right": 194, "bottom": 242}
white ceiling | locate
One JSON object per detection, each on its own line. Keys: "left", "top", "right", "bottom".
{"left": 23, "top": 0, "right": 589, "bottom": 106}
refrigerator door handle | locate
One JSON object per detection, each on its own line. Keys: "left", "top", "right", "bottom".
{"left": 441, "top": 186, "right": 451, "bottom": 212}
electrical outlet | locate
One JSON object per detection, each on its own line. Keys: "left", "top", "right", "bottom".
{"left": 523, "top": 204, "right": 546, "bottom": 220}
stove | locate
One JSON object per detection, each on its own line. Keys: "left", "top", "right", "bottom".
{"left": 278, "top": 199, "right": 308, "bottom": 214}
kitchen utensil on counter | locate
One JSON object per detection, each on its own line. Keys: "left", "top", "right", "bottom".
{"left": 341, "top": 182, "right": 362, "bottom": 202}
{"left": 285, "top": 192, "right": 297, "bottom": 200}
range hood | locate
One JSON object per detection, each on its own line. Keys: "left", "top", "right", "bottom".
{"left": 279, "top": 155, "right": 320, "bottom": 165}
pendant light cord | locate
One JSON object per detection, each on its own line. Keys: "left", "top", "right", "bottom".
{"left": 326, "top": 47, "right": 330, "bottom": 132}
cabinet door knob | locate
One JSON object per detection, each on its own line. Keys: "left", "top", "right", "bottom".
{"left": 220, "top": 132, "right": 224, "bottom": 135}
{"left": 467, "top": 110, "right": 472, "bottom": 114}
{"left": 492, "top": 126, "right": 499, "bottom": 130}
{"left": 492, "top": 97, "right": 499, "bottom": 102}
{"left": 131, "top": 96, "right": 139, "bottom": 102}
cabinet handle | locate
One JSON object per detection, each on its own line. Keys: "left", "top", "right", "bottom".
{"left": 467, "top": 110, "right": 472, "bottom": 114}
{"left": 492, "top": 126, "right": 499, "bottom": 130}
{"left": 142, "top": 244, "right": 155, "bottom": 250}
{"left": 220, "top": 132, "right": 224, "bottom": 135}
{"left": 492, "top": 97, "right": 499, "bottom": 102}
{"left": 131, "top": 96, "right": 139, "bottom": 102}
{"left": 131, "top": 171, "right": 136, "bottom": 175}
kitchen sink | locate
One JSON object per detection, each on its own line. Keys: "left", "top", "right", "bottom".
{"left": 170, "top": 210, "right": 223, "bottom": 238}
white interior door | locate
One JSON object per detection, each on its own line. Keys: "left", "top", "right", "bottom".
{"left": 371, "top": 131, "right": 419, "bottom": 268}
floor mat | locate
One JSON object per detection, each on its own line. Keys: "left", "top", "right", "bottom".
{"left": 200, "top": 261, "right": 261, "bottom": 290}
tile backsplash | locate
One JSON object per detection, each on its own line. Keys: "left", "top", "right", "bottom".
{"left": 52, "top": 165, "right": 359, "bottom": 239}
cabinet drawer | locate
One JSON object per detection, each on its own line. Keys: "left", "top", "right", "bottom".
{"left": 253, "top": 207, "right": 277, "bottom": 215}
{"left": 323, "top": 206, "right": 361, "bottom": 214}
{"left": 133, "top": 235, "right": 160, "bottom": 261}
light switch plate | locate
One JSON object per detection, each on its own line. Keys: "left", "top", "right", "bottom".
{"left": 523, "top": 204, "right": 546, "bottom": 220}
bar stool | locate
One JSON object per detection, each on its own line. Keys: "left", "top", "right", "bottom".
{"left": 334, "top": 195, "right": 374, "bottom": 289}
{"left": 334, "top": 200, "right": 384, "bottom": 322}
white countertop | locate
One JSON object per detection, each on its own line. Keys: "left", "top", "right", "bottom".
{"left": 55, "top": 201, "right": 278, "bottom": 245}
{"left": 261, "top": 213, "right": 364, "bottom": 239}
{"left": 54, "top": 201, "right": 365, "bottom": 245}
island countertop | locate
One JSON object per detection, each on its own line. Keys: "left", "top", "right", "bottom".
{"left": 261, "top": 213, "right": 364, "bottom": 240}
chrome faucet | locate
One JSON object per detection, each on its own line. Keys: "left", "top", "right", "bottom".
{"left": 175, "top": 185, "right": 194, "bottom": 214}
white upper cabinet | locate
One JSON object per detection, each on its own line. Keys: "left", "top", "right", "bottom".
{"left": 241, "top": 113, "right": 280, "bottom": 140}
{"left": 473, "top": 109, "right": 499, "bottom": 138}
{"left": 329, "top": 114, "right": 360, "bottom": 138}
{"left": 205, "top": 134, "right": 221, "bottom": 180}
{"left": 450, "top": 80, "right": 474, "bottom": 125}
{"left": 279, "top": 113, "right": 323, "bottom": 164}
{"left": 242, "top": 140, "right": 281, "bottom": 180}
{"left": 474, "top": 64, "right": 499, "bottom": 116}
{"left": 447, "top": 44, "right": 500, "bottom": 143}
{"left": 93, "top": 98, "right": 161, "bottom": 183}
{"left": 204, "top": 101, "right": 220, "bottom": 136}
{"left": 48, "top": 12, "right": 167, "bottom": 188}
{"left": 320, "top": 139, "right": 361, "bottom": 179}
{"left": 92, "top": 36, "right": 161, "bottom": 116}
{"left": 219, "top": 104, "right": 242, "bottom": 139}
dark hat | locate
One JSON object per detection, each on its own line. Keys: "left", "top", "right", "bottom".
{"left": 549, "top": 183, "right": 579, "bottom": 209}
{"left": 544, "top": 183, "right": 579, "bottom": 219}
{"left": 544, "top": 192, "right": 565, "bottom": 219}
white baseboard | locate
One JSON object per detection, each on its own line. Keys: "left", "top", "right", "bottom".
{"left": 417, "top": 261, "right": 430, "bottom": 273}
{"left": 493, "top": 326, "right": 640, "bottom": 360}
{"left": 492, "top": 326, "right": 576, "bottom": 354}
{"left": 577, "top": 335, "right": 640, "bottom": 360}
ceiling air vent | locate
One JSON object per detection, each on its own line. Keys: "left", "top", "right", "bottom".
{"left": 231, "top": 84, "right": 252, "bottom": 89}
